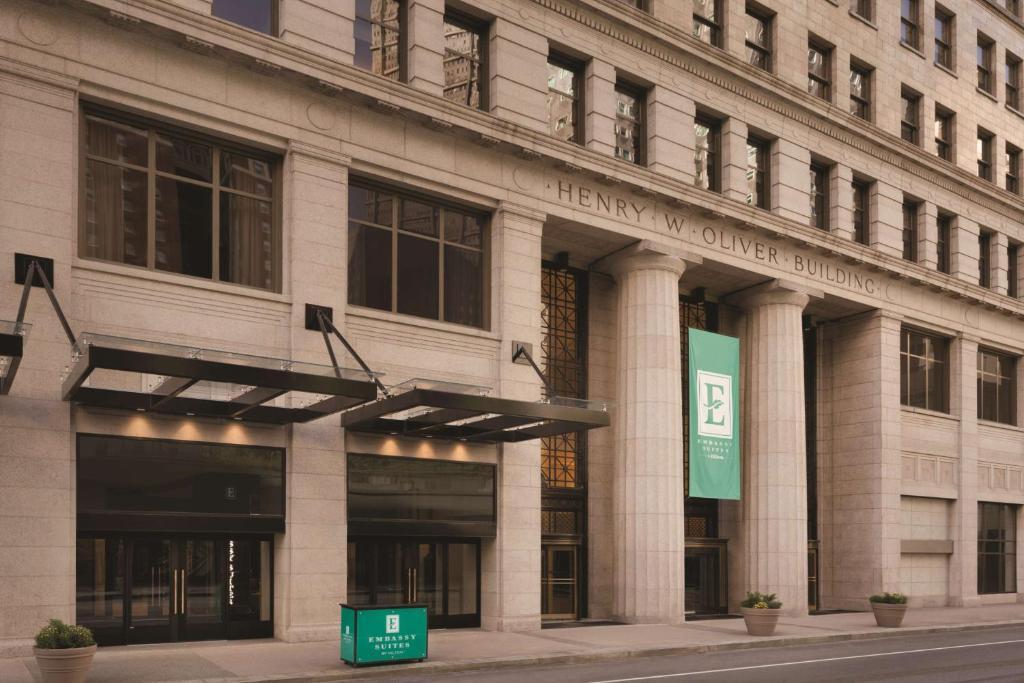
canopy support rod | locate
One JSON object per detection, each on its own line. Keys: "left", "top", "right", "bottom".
{"left": 317, "top": 310, "right": 389, "bottom": 397}
{"left": 511, "top": 344, "right": 555, "bottom": 397}
{"left": 16, "top": 260, "right": 77, "bottom": 346}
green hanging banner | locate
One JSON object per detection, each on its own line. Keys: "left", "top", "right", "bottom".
{"left": 688, "top": 328, "right": 741, "bottom": 500}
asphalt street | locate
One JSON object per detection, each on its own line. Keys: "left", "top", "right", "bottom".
{"left": 389, "top": 625, "right": 1024, "bottom": 682}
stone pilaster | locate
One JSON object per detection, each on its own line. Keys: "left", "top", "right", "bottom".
{"left": 607, "top": 241, "right": 692, "bottom": 624}
{"left": 721, "top": 117, "right": 750, "bottom": 204}
{"left": 919, "top": 202, "right": 939, "bottom": 271}
{"left": 952, "top": 216, "right": 981, "bottom": 286}
{"left": 480, "top": 203, "right": 545, "bottom": 631}
{"left": 831, "top": 163, "right": 854, "bottom": 240}
{"left": 488, "top": 19, "right": 548, "bottom": 133}
{"left": 406, "top": 0, "right": 445, "bottom": 97}
{"left": 872, "top": 180, "right": 904, "bottom": 259}
{"left": 729, "top": 280, "right": 818, "bottom": 616}
{"left": 648, "top": 0, "right": 689, "bottom": 26}
{"left": 949, "top": 335, "right": 980, "bottom": 607}
{"left": 278, "top": 0, "right": 354, "bottom": 64}
{"left": 585, "top": 58, "right": 616, "bottom": 158}
{"left": 992, "top": 231, "right": 1009, "bottom": 295}
{"left": 772, "top": 139, "right": 811, "bottom": 224}
{"left": 647, "top": 86, "right": 695, "bottom": 184}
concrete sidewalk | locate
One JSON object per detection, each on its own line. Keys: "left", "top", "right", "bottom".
{"left": 3, "top": 603, "right": 1023, "bottom": 682}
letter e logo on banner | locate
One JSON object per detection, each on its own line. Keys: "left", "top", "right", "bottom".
{"left": 696, "top": 370, "right": 732, "bottom": 439}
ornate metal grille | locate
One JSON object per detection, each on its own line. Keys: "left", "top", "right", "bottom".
{"left": 540, "top": 265, "right": 587, "bottom": 489}
{"left": 681, "top": 295, "right": 716, "bottom": 501}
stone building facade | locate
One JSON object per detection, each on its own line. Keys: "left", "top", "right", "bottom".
{"left": 2, "top": 0, "right": 1024, "bottom": 655}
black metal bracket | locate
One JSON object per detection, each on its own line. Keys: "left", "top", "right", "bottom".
{"left": 15, "top": 257, "right": 76, "bottom": 346}
{"left": 15, "top": 253, "right": 54, "bottom": 287}
{"left": 511, "top": 342, "right": 555, "bottom": 397}
{"left": 314, "top": 308, "right": 389, "bottom": 397}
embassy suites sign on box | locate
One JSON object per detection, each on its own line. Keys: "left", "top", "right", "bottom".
{"left": 688, "top": 329, "right": 740, "bottom": 500}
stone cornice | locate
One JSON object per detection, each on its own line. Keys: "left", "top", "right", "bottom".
{"left": 978, "top": 0, "right": 1024, "bottom": 37}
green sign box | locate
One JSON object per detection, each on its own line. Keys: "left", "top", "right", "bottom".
{"left": 688, "top": 328, "right": 741, "bottom": 500}
{"left": 340, "top": 603, "right": 428, "bottom": 666}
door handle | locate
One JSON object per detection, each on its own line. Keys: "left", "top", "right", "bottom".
{"left": 406, "top": 568, "right": 412, "bottom": 603}
{"left": 171, "top": 569, "right": 178, "bottom": 616}
{"left": 412, "top": 568, "right": 417, "bottom": 603}
{"left": 179, "top": 570, "right": 186, "bottom": 616}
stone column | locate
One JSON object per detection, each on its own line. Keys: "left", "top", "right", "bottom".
{"left": 585, "top": 58, "right": 616, "bottom": 157}
{"left": 992, "top": 232, "right": 1009, "bottom": 295}
{"left": 721, "top": 118, "right": 750, "bottom": 204}
{"left": 279, "top": 0, "right": 354, "bottom": 64}
{"left": 488, "top": 18, "right": 548, "bottom": 133}
{"left": 647, "top": 86, "right": 695, "bottom": 184}
{"left": 607, "top": 242, "right": 692, "bottom": 624}
{"left": 480, "top": 203, "right": 545, "bottom": 631}
{"left": 919, "top": 202, "right": 939, "bottom": 271}
{"left": 772, "top": 139, "right": 811, "bottom": 224}
{"left": 949, "top": 335, "right": 980, "bottom": 607}
{"left": 952, "top": 216, "right": 981, "bottom": 286}
{"left": 831, "top": 163, "right": 854, "bottom": 240}
{"left": 729, "top": 280, "right": 818, "bottom": 616}
{"left": 871, "top": 180, "right": 904, "bottom": 259}
{"left": 406, "top": 0, "right": 445, "bottom": 97}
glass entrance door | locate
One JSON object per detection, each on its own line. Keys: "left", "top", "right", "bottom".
{"left": 347, "top": 539, "right": 480, "bottom": 628}
{"left": 684, "top": 540, "right": 727, "bottom": 615}
{"left": 541, "top": 545, "right": 578, "bottom": 620}
{"left": 77, "top": 535, "right": 272, "bottom": 645}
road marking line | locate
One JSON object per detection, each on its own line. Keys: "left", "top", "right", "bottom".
{"left": 588, "top": 638, "right": 1024, "bottom": 682}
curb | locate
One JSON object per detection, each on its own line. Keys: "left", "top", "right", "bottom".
{"left": 184, "top": 619, "right": 1024, "bottom": 683}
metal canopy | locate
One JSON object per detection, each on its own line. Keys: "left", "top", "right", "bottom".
{"left": 0, "top": 320, "right": 29, "bottom": 396}
{"left": 339, "top": 379, "right": 610, "bottom": 443}
{"left": 62, "top": 333, "right": 379, "bottom": 424}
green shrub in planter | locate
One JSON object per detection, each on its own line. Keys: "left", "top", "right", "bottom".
{"left": 34, "top": 620, "right": 95, "bottom": 649}
{"left": 868, "top": 592, "right": 907, "bottom": 605}
{"left": 740, "top": 591, "right": 782, "bottom": 609}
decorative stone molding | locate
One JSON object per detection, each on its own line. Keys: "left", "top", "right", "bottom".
{"left": 978, "top": 461, "right": 1024, "bottom": 495}
{"left": 901, "top": 452, "right": 958, "bottom": 494}
{"left": 723, "top": 278, "right": 823, "bottom": 310}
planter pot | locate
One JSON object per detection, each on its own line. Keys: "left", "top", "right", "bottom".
{"left": 34, "top": 645, "right": 97, "bottom": 683}
{"left": 741, "top": 607, "right": 781, "bottom": 636}
{"left": 870, "top": 602, "right": 908, "bottom": 628}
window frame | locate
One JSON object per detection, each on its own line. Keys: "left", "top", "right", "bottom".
{"left": 614, "top": 80, "right": 647, "bottom": 166}
{"left": 547, "top": 53, "right": 585, "bottom": 146}
{"left": 744, "top": 3, "right": 773, "bottom": 72}
{"left": 346, "top": 179, "right": 490, "bottom": 329}
{"left": 849, "top": 60, "right": 872, "bottom": 120}
{"left": 902, "top": 199, "right": 919, "bottom": 262}
{"left": 935, "top": 104, "right": 955, "bottom": 162}
{"left": 746, "top": 135, "right": 771, "bottom": 211}
{"left": 692, "top": 0, "right": 724, "bottom": 49}
{"left": 901, "top": 0, "right": 921, "bottom": 51}
{"left": 937, "top": 212, "right": 952, "bottom": 274}
{"left": 810, "top": 161, "right": 830, "bottom": 230}
{"left": 851, "top": 0, "right": 873, "bottom": 22}
{"left": 978, "top": 128, "right": 995, "bottom": 182}
{"left": 211, "top": 0, "right": 278, "bottom": 36}
{"left": 978, "top": 32, "right": 996, "bottom": 96}
{"left": 78, "top": 106, "right": 282, "bottom": 293}
{"left": 977, "top": 348, "right": 1017, "bottom": 425}
{"left": 852, "top": 177, "right": 871, "bottom": 245}
{"left": 901, "top": 88, "right": 921, "bottom": 146}
{"left": 694, "top": 114, "right": 722, "bottom": 193}
{"left": 807, "top": 38, "right": 833, "bottom": 102}
{"left": 354, "top": 0, "right": 406, "bottom": 82}
{"left": 1007, "top": 52, "right": 1022, "bottom": 112}
{"left": 979, "top": 230, "right": 993, "bottom": 288}
{"left": 1006, "top": 143, "right": 1022, "bottom": 194}
{"left": 978, "top": 502, "right": 1018, "bottom": 595}
{"left": 442, "top": 10, "right": 488, "bottom": 111}
{"left": 900, "top": 326, "right": 949, "bottom": 413}
{"left": 934, "top": 6, "right": 954, "bottom": 70}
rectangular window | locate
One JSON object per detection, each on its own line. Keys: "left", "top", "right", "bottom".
{"left": 1007, "top": 52, "right": 1021, "bottom": 111}
{"left": 212, "top": 0, "right": 276, "bottom": 35}
{"left": 615, "top": 82, "right": 645, "bottom": 165}
{"left": 355, "top": 0, "right": 403, "bottom": 80}
{"left": 937, "top": 213, "right": 952, "bottom": 274}
{"left": 935, "top": 105, "right": 954, "bottom": 161}
{"left": 900, "top": 327, "right": 948, "bottom": 412}
{"left": 901, "top": 88, "right": 920, "bottom": 145}
{"left": 746, "top": 136, "right": 770, "bottom": 210}
{"left": 980, "top": 230, "right": 993, "bottom": 288}
{"left": 934, "top": 6, "right": 954, "bottom": 69}
{"left": 978, "top": 33, "right": 995, "bottom": 95}
{"left": 852, "top": 178, "right": 871, "bottom": 245}
{"left": 745, "top": 5, "right": 772, "bottom": 72}
{"left": 1010, "top": 243, "right": 1021, "bottom": 298}
{"left": 547, "top": 55, "right": 584, "bottom": 145}
{"left": 1006, "top": 143, "right": 1021, "bottom": 194}
{"left": 850, "top": 61, "right": 872, "bottom": 120}
{"left": 443, "top": 12, "right": 486, "bottom": 110}
{"left": 348, "top": 181, "right": 486, "bottom": 328}
{"left": 82, "top": 110, "right": 279, "bottom": 291}
{"left": 1001, "top": 0, "right": 1022, "bottom": 17}
{"left": 978, "top": 129, "right": 994, "bottom": 182}
{"left": 978, "top": 349, "right": 1016, "bottom": 425}
{"left": 978, "top": 503, "right": 1017, "bottom": 595}
{"left": 808, "top": 40, "right": 832, "bottom": 101}
{"left": 851, "top": 0, "right": 873, "bottom": 22}
{"left": 810, "top": 162, "right": 829, "bottom": 230}
{"left": 694, "top": 115, "right": 721, "bottom": 192}
{"left": 902, "top": 199, "right": 919, "bottom": 261}
{"left": 901, "top": 0, "right": 920, "bottom": 50}
{"left": 693, "top": 0, "right": 723, "bottom": 48}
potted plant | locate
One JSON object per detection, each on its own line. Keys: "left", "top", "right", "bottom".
{"left": 740, "top": 591, "right": 782, "bottom": 636}
{"left": 33, "top": 619, "right": 97, "bottom": 683}
{"left": 868, "top": 592, "right": 908, "bottom": 627}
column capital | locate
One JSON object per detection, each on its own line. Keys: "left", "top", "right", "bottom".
{"left": 603, "top": 240, "right": 700, "bottom": 282}
{"left": 725, "top": 279, "right": 822, "bottom": 310}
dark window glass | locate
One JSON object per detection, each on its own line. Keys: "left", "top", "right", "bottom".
{"left": 980, "top": 231, "right": 993, "bottom": 288}
{"left": 937, "top": 214, "right": 952, "bottom": 274}
{"left": 852, "top": 179, "right": 870, "bottom": 245}
{"left": 1010, "top": 244, "right": 1021, "bottom": 298}
{"left": 355, "top": 0, "right": 402, "bottom": 80}
{"left": 901, "top": 90, "right": 920, "bottom": 145}
{"left": 934, "top": 8, "right": 954, "bottom": 69}
{"left": 746, "top": 137, "right": 770, "bottom": 210}
{"left": 1008, "top": 53, "right": 1022, "bottom": 110}
{"left": 347, "top": 454, "right": 496, "bottom": 524}
{"left": 348, "top": 182, "right": 486, "bottom": 327}
{"left": 978, "top": 349, "right": 1016, "bottom": 425}
{"left": 693, "top": 0, "right": 723, "bottom": 47}
{"left": 808, "top": 42, "right": 831, "bottom": 101}
{"left": 77, "top": 435, "right": 283, "bottom": 518}
{"left": 695, "top": 116, "right": 720, "bottom": 192}
{"left": 978, "top": 33, "right": 995, "bottom": 95}
{"left": 902, "top": 201, "right": 919, "bottom": 261}
{"left": 615, "top": 83, "right": 645, "bottom": 165}
{"left": 901, "top": 0, "right": 920, "bottom": 49}
{"left": 443, "top": 14, "right": 485, "bottom": 109}
{"left": 851, "top": 0, "right": 873, "bottom": 21}
{"left": 76, "top": 537, "right": 125, "bottom": 633}
{"left": 547, "top": 56, "right": 583, "bottom": 144}
{"left": 900, "top": 328, "right": 948, "bottom": 412}
{"left": 850, "top": 63, "right": 871, "bottom": 119}
{"left": 978, "top": 503, "right": 1017, "bottom": 594}
{"left": 1006, "top": 144, "right": 1021, "bottom": 194}
{"left": 212, "top": 0, "right": 275, "bottom": 35}
{"left": 978, "top": 130, "right": 994, "bottom": 182}
{"left": 745, "top": 9, "right": 771, "bottom": 71}
{"left": 810, "top": 163, "right": 829, "bottom": 230}
{"left": 935, "top": 106, "right": 954, "bottom": 161}
{"left": 82, "top": 112, "right": 279, "bottom": 291}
